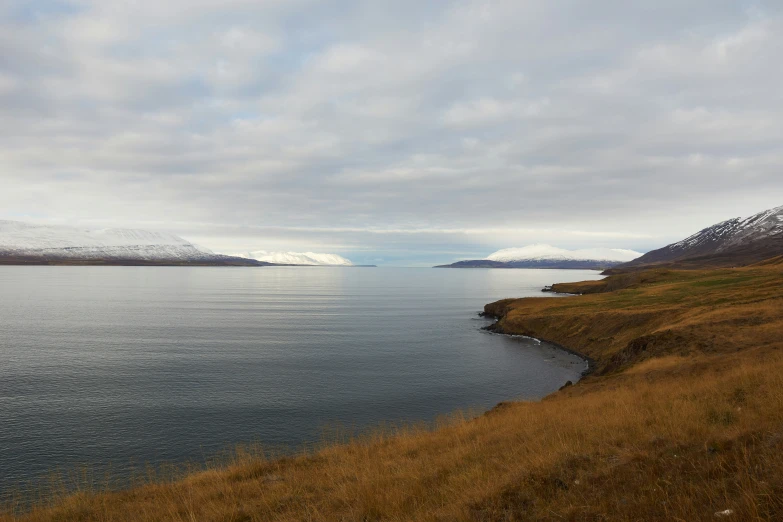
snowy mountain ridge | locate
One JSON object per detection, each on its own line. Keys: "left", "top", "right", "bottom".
{"left": 231, "top": 250, "right": 354, "bottom": 266}
{"left": 487, "top": 244, "right": 642, "bottom": 263}
{"left": 0, "top": 220, "right": 244, "bottom": 264}
{"left": 0, "top": 220, "right": 356, "bottom": 266}
{"left": 669, "top": 205, "right": 783, "bottom": 252}
{"left": 621, "top": 204, "right": 783, "bottom": 269}
{"left": 436, "top": 244, "right": 642, "bottom": 269}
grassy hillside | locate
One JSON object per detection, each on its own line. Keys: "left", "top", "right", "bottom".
{"left": 4, "top": 264, "right": 783, "bottom": 521}
{"left": 484, "top": 263, "right": 783, "bottom": 376}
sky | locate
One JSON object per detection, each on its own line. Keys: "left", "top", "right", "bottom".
{"left": 1, "top": 1, "right": 782, "bottom": 266}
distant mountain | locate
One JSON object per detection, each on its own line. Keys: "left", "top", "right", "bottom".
{"left": 229, "top": 250, "right": 354, "bottom": 266}
{"left": 0, "top": 220, "right": 267, "bottom": 266}
{"left": 616, "top": 204, "right": 783, "bottom": 270}
{"left": 436, "top": 244, "right": 643, "bottom": 269}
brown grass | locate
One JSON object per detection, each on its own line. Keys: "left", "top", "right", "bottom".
{"left": 4, "top": 264, "right": 783, "bottom": 521}
{"left": 485, "top": 265, "right": 783, "bottom": 375}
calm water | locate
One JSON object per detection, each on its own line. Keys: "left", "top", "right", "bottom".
{"left": 0, "top": 266, "right": 602, "bottom": 493}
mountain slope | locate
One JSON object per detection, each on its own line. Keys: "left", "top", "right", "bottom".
{"left": 436, "top": 244, "right": 642, "bottom": 269}
{"left": 618, "top": 204, "right": 783, "bottom": 270}
{"left": 0, "top": 221, "right": 267, "bottom": 266}
{"left": 230, "top": 250, "right": 354, "bottom": 266}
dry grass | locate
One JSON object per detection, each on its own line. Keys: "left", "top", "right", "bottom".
{"left": 4, "top": 264, "right": 783, "bottom": 521}
{"left": 485, "top": 265, "right": 783, "bottom": 375}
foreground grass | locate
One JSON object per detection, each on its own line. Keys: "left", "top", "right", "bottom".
{"left": 4, "top": 263, "right": 783, "bottom": 521}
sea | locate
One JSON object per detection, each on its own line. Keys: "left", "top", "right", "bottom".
{"left": 0, "top": 266, "right": 603, "bottom": 494}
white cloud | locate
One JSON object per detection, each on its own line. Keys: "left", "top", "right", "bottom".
{"left": 442, "top": 97, "right": 550, "bottom": 126}
{"left": 1, "top": 1, "right": 782, "bottom": 265}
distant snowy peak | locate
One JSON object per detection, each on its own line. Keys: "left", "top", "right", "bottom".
{"left": 0, "top": 220, "right": 235, "bottom": 263}
{"left": 233, "top": 250, "right": 354, "bottom": 266}
{"left": 437, "top": 244, "right": 643, "bottom": 269}
{"left": 487, "top": 244, "right": 643, "bottom": 263}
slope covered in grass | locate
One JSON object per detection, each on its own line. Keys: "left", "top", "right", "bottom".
{"left": 484, "top": 265, "right": 783, "bottom": 375}
{"left": 3, "top": 265, "right": 783, "bottom": 521}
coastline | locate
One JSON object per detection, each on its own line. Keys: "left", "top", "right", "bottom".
{"left": 480, "top": 311, "right": 596, "bottom": 379}
{"left": 481, "top": 321, "right": 596, "bottom": 376}
{"left": 5, "top": 265, "right": 783, "bottom": 520}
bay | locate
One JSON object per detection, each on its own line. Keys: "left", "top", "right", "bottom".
{"left": 0, "top": 266, "right": 602, "bottom": 493}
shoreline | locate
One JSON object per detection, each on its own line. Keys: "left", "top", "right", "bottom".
{"left": 480, "top": 314, "right": 596, "bottom": 379}
{"left": 1, "top": 300, "right": 574, "bottom": 503}
{"left": 1, "top": 304, "right": 593, "bottom": 503}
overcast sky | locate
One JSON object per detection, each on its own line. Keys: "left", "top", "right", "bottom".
{"left": 1, "top": 1, "right": 782, "bottom": 265}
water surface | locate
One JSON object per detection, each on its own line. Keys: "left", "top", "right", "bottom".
{"left": 0, "top": 266, "right": 602, "bottom": 493}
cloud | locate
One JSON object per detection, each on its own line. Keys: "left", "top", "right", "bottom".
{"left": 1, "top": 0, "right": 782, "bottom": 265}
{"left": 442, "top": 97, "right": 550, "bottom": 127}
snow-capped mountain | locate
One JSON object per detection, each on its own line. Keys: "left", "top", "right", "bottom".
{"left": 231, "top": 250, "right": 354, "bottom": 266}
{"left": 487, "top": 245, "right": 642, "bottom": 263}
{"left": 620, "top": 204, "right": 783, "bottom": 269}
{"left": 0, "top": 220, "right": 262, "bottom": 265}
{"left": 436, "top": 244, "right": 642, "bottom": 269}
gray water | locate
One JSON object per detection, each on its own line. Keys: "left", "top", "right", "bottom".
{"left": 0, "top": 266, "right": 602, "bottom": 494}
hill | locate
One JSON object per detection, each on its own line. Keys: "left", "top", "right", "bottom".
{"left": 4, "top": 262, "right": 783, "bottom": 520}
